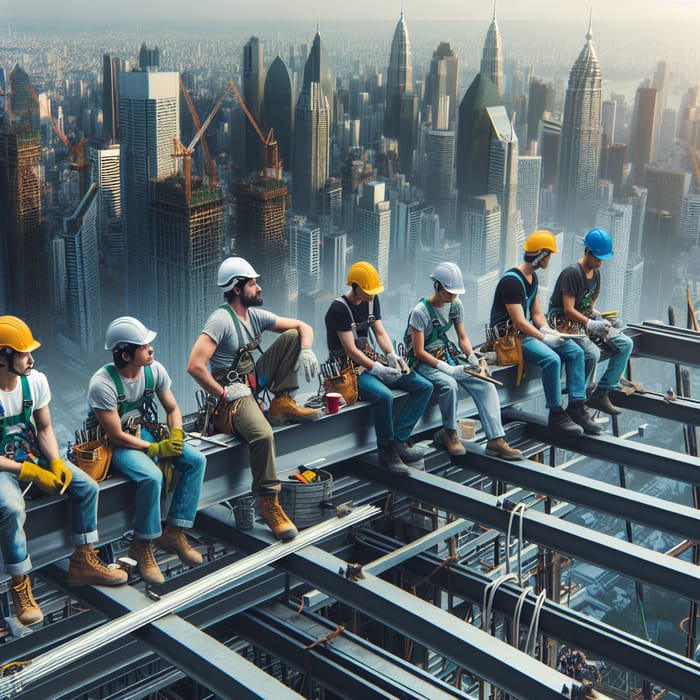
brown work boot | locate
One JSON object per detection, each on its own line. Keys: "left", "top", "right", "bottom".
{"left": 155, "top": 525, "right": 203, "bottom": 567}
{"left": 10, "top": 575, "right": 43, "bottom": 626}
{"left": 586, "top": 387, "right": 622, "bottom": 416}
{"left": 485, "top": 437, "right": 523, "bottom": 461}
{"left": 68, "top": 545, "right": 128, "bottom": 586}
{"left": 433, "top": 428, "right": 466, "bottom": 456}
{"left": 128, "top": 539, "right": 165, "bottom": 585}
{"left": 268, "top": 392, "right": 320, "bottom": 424}
{"left": 259, "top": 493, "right": 298, "bottom": 541}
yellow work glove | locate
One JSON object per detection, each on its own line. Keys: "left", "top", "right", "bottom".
{"left": 49, "top": 458, "right": 73, "bottom": 494}
{"left": 169, "top": 427, "right": 185, "bottom": 446}
{"left": 146, "top": 436, "right": 184, "bottom": 459}
{"left": 18, "top": 461, "right": 64, "bottom": 495}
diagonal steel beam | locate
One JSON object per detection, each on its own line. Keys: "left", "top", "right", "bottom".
{"left": 627, "top": 321, "right": 700, "bottom": 368}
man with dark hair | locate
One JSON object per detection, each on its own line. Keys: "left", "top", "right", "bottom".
{"left": 1, "top": 316, "right": 126, "bottom": 626}
{"left": 187, "top": 256, "right": 320, "bottom": 540}
{"left": 89, "top": 316, "right": 206, "bottom": 585}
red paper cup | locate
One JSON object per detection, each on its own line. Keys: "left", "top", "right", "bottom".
{"left": 326, "top": 392, "right": 342, "bottom": 414}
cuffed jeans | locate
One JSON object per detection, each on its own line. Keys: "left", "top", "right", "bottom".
{"left": 521, "top": 337, "right": 586, "bottom": 409}
{"left": 416, "top": 364, "right": 505, "bottom": 439}
{"left": 0, "top": 463, "right": 99, "bottom": 576}
{"left": 358, "top": 369, "right": 433, "bottom": 447}
{"left": 111, "top": 428, "right": 206, "bottom": 540}
{"left": 574, "top": 333, "right": 634, "bottom": 390}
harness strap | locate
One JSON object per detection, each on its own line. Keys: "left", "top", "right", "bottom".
{"left": 502, "top": 270, "right": 538, "bottom": 322}
{"left": 217, "top": 304, "right": 262, "bottom": 386}
{"left": 104, "top": 363, "right": 155, "bottom": 417}
{"left": 0, "top": 375, "right": 34, "bottom": 436}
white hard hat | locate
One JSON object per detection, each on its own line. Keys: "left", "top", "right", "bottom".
{"left": 105, "top": 316, "right": 157, "bottom": 351}
{"left": 217, "top": 257, "right": 259, "bottom": 292}
{"left": 430, "top": 262, "right": 465, "bottom": 294}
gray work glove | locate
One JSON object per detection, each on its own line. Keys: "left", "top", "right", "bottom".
{"left": 223, "top": 383, "right": 252, "bottom": 402}
{"left": 386, "top": 352, "right": 409, "bottom": 373}
{"left": 586, "top": 319, "right": 610, "bottom": 335}
{"left": 437, "top": 360, "right": 466, "bottom": 378}
{"left": 369, "top": 361, "right": 402, "bottom": 384}
{"left": 466, "top": 353, "right": 480, "bottom": 369}
{"left": 298, "top": 347, "right": 320, "bottom": 382}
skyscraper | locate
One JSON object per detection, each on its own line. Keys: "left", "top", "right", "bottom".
{"left": 557, "top": 21, "right": 602, "bottom": 232}
{"left": 385, "top": 11, "right": 413, "bottom": 139}
{"left": 138, "top": 43, "right": 160, "bottom": 71}
{"left": 263, "top": 56, "right": 293, "bottom": 170}
{"left": 293, "top": 32, "right": 331, "bottom": 216}
{"left": 517, "top": 155, "right": 542, "bottom": 236}
{"left": 594, "top": 202, "right": 632, "bottom": 314}
{"left": 630, "top": 85, "right": 658, "bottom": 185}
{"left": 8, "top": 64, "right": 39, "bottom": 132}
{"left": 288, "top": 222, "right": 321, "bottom": 294}
{"left": 119, "top": 70, "right": 179, "bottom": 323}
{"left": 526, "top": 77, "right": 553, "bottom": 149}
{"left": 425, "top": 128, "right": 455, "bottom": 229}
{"left": 355, "top": 181, "right": 391, "bottom": 284}
{"left": 462, "top": 194, "right": 501, "bottom": 275}
{"left": 243, "top": 37, "right": 264, "bottom": 175}
{"left": 425, "top": 42, "right": 459, "bottom": 128}
{"left": 480, "top": 9, "right": 504, "bottom": 98}
{"left": 102, "top": 53, "right": 122, "bottom": 144}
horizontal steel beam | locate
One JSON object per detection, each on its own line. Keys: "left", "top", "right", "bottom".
{"left": 460, "top": 446, "right": 700, "bottom": 541}
{"left": 341, "top": 458, "right": 700, "bottom": 602}
{"left": 356, "top": 531, "right": 700, "bottom": 700}
{"left": 502, "top": 407, "right": 700, "bottom": 484}
{"left": 627, "top": 321, "right": 700, "bottom": 368}
{"left": 609, "top": 388, "right": 700, "bottom": 426}
{"left": 197, "top": 505, "right": 577, "bottom": 700}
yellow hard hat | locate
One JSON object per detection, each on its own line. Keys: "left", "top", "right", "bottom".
{"left": 0, "top": 316, "right": 41, "bottom": 353}
{"left": 523, "top": 229, "right": 558, "bottom": 254}
{"left": 346, "top": 261, "right": 384, "bottom": 295}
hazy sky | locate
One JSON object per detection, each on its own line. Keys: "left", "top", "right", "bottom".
{"left": 5, "top": 0, "right": 700, "bottom": 23}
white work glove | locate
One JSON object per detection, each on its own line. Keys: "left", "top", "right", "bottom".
{"left": 223, "top": 383, "right": 252, "bottom": 402}
{"left": 386, "top": 352, "right": 409, "bottom": 373}
{"left": 466, "top": 353, "right": 480, "bottom": 369}
{"left": 436, "top": 360, "right": 466, "bottom": 378}
{"left": 298, "top": 347, "right": 320, "bottom": 382}
{"left": 541, "top": 333, "right": 564, "bottom": 347}
{"left": 369, "top": 361, "right": 402, "bottom": 384}
{"left": 586, "top": 319, "right": 610, "bottom": 335}
{"left": 538, "top": 323, "right": 559, "bottom": 336}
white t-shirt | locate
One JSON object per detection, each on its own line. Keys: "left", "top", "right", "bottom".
{"left": 0, "top": 369, "right": 50, "bottom": 421}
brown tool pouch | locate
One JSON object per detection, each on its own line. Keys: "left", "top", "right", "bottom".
{"left": 324, "top": 359, "right": 359, "bottom": 406}
{"left": 494, "top": 329, "right": 526, "bottom": 385}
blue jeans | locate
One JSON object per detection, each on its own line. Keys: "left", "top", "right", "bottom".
{"left": 358, "top": 369, "right": 433, "bottom": 446}
{"left": 416, "top": 363, "right": 505, "bottom": 439}
{"left": 111, "top": 428, "right": 206, "bottom": 539}
{"left": 574, "top": 333, "right": 634, "bottom": 390}
{"left": 521, "top": 337, "right": 586, "bottom": 409}
{"left": 0, "top": 463, "right": 99, "bottom": 576}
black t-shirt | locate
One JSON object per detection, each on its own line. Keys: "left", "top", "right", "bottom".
{"left": 490, "top": 268, "right": 537, "bottom": 327}
{"left": 548, "top": 263, "right": 600, "bottom": 317}
{"left": 325, "top": 295, "right": 382, "bottom": 355}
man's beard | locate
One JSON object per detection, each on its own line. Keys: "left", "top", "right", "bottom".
{"left": 241, "top": 291, "right": 264, "bottom": 307}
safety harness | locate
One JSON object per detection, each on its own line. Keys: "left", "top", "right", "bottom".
{"left": 499, "top": 269, "right": 538, "bottom": 325}
{"left": 403, "top": 299, "right": 460, "bottom": 367}
{"left": 328, "top": 296, "right": 377, "bottom": 363}
{"left": 0, "top": 375, "right": 45, "bottom": 466}
{"left": 217, "top": 304, "right": 263, "bottom": 390}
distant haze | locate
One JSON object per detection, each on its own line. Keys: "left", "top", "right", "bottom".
{"left": 6, "top": 0, "right": 700, "bottom": 23}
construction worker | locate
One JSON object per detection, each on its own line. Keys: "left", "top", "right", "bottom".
{"left": 88, "top": 317, "right": 206, "bottom": 585}
{"left": 489, "top": 230, "right": 601, "bottom": 435}
{"left": 408, "top": 263, "right": 522, "bottom": 459}
{"left": 187, "top": 256, "right": 320, "bottom": 541}
{"left": 548, "top": 228, "right": 634, "bottom": 415}
{"left": 325, "top": 261, "right": 433, "bottom": 473}
{"left": 0, "top": 316, "right": 126, "bottom": 626}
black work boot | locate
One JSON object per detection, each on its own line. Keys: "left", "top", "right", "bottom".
{"left": 377, "top": 443, "right": 410, "bottom": 475}
{"left": 586, "top": 387, "right": 622, "bottom": 416}
{"left": 566, "top": 401, "right": 604, "bottom": 435}
{"left": 548, "top": 408, "right": 584, "bottom": 435}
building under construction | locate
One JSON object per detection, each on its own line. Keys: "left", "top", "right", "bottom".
{"left": 2, "top": 322, "right": 700, "bottom": 700}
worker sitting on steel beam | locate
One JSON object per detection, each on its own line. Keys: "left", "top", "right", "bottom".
{"left": 88, "top": 317, "right": 206, "bottom": 585}
{"left": 0, "top": 316, "right": 127, "bottom": 627}
{"left": 324, "top": 261, "right": 433, "bottom": 474}
{"left": 187, "top": 256, "right": 321, "bottom": 541}
{"left": 490, "top": 231, "right": 601, "bottom": 436}
{"left": 547, "top": 228, "right": 634, "bottom": 416}
{"left": 407, "top": 262, "right": 522, "bottom": 460}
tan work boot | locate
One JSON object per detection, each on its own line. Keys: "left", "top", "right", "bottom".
{"left": 268, "top": 392, "right": 320, "bottom": 424}
{"left": 128, "top": 539, "right": 165, "bottom": 585}
{"left": 433, "top": 428, "right": 466, "bottom": 456}
{"left": 155, "top": 525, "right": 203, "bottom": 567}
{"left": 259, "top": 493, "right": 298, "bottom": 541}
{"left": 485, "top": 437, "right": 523, "bottom": 461}
{"left": 68, "top": 545, "right": 128, "bottom": 586}
{"left": 11, "top": 575, "right": 43, "bottom": 626}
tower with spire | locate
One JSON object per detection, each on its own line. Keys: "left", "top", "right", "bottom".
{"left": 385, "top": 11, "right": 413, "bottom": 139}
{"left": 480, "top": 5, "right": 504, "bottom": 98}
{"left": 557, "top": 16, "right": 602, "bottom": 232}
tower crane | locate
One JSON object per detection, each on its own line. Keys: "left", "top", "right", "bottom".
{"left": 179, "top": 76, "right": 219, "bottom": 187}
{"left": 26, "top": 81, "right": 89, "bottom": 196}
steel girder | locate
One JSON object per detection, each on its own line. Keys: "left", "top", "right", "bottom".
{"left": 355, "top": 531, "right": 700, "bottom": 700}
{"left": 340, "top": 458, "right": 700, "bottom": 602}
{"left": 609, "top": 388, "right": 700, "bottom": 425}
{"left": 196, "top": 505, "right": 577, "bottom": 700}
{"left": 626, "top": 321, "right": 700, "bottom": 368}
{"left": 458, "top": 446, "right": 700, "bottom": 541}
{"left": 502, "top": 407, "right": 700, "bottom": 484}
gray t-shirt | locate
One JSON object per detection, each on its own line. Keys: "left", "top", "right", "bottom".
{"left": 87, "top": 361, "right": 171, "bottom": 419}
{"left": 409, "top": 298, "right": 464, "bottom": 349}
{"left": 201, "top": 306, "right": 278, "bottom": 375}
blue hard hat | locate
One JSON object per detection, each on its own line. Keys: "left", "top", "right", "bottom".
{"left": 583, "top": 228, "right": 613, "bottom": 260}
